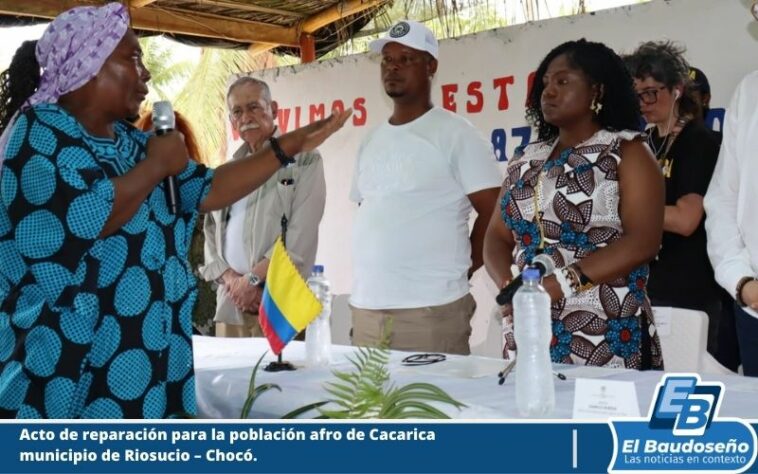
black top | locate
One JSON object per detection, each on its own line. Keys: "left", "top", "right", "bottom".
{"left": 646, "top": 120, "right": 720, "bottom": 307}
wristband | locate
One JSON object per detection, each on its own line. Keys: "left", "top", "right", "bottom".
{"left": 268, "top": 136, "right": 295, "bottom": 167}
{"left": 736, "top": 276, "right": 757, "bottom": 307}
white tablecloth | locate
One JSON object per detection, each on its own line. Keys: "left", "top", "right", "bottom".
{"left": 192, "top": 336, "right": 758, "bottom": 420}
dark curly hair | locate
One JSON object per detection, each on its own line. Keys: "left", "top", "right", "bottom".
{"left": 526, "top": 39, "right": 641, "bottom": 142}
{"left": 623, "top": 41, "right": 701, "bottom": 121}
{"left": 0, "top": 41, "right": 40, "bottom": 134}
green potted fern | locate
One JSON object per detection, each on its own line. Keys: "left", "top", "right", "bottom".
{"left": 241, "top": 345, "right": 465, "bottom": 420}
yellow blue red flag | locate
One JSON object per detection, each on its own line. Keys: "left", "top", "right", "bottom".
{"left": 258, "top": 237, "right": 322, "bottom": 354}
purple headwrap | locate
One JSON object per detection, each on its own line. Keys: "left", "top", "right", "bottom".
{"left": 0, "top": 2, "right": 129, "bottom": 173}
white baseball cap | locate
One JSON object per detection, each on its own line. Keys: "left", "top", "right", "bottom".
{"left": 369, "top": 20, "right": 439, "bottom": 59}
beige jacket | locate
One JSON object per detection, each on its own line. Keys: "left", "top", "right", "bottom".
{"left": 199, "top": 142, "right": 326, "bottom": 324}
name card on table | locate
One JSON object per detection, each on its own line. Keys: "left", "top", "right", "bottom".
{"left": 572, "top": 378, "right": 640, "bottom": 420}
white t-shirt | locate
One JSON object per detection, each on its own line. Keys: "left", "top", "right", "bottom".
{"left": 350, "top": 107, "right": 502, "bottom": 309}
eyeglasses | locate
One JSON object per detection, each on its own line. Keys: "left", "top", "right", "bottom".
{"left": 401, "top": 353, "right": 446, "bottom": 366}
{"left": 636, "top": 86, "right": 668, "bottom": 105}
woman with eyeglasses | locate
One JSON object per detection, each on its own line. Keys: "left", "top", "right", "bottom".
{"left": 484, "top": 39, "right": 665, "bottom": 369}
{"left": 624, "top": 41, "right": 721, "bottom": 357}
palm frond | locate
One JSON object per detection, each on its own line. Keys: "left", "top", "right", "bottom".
{"left": 379, "top": 383, "right": 467, "bottom": 418}
{"left": 139, "top": 37, "right": 194, "bottom": 104}
{"left": 238, "top": 327, "right": 462, "bottom": 420}
{"left": 386, "top": 383, "right": 467, "bottom": 409}
{"left": 281, "top": 401, "right": 330, "bottom": 419}
{"left": 293, "top": 343, "right": 464, "bottom": 419}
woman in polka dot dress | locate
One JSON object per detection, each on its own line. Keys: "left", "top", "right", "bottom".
{"left": 0, "top": 3, "right": 350, "bottom": 418}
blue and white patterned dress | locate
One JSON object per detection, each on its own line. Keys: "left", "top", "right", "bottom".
{"left": 0, "top": 104, "right": 214, "bottom": 418}
{"left": 501, "top": 129, "right": 663, "bottom": 370}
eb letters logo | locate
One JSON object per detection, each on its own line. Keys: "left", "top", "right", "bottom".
{"left": 649, "top": 376, "right": 721, "bottom": 436}
{"left": 609, "top": 373, "right": 756, "bottom": 473}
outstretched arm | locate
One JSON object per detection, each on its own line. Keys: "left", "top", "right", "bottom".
{"left": 200, "top": 110, "right": 351, "bottom": 212}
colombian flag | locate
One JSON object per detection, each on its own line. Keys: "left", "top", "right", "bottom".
{"left": 258, "top": 237, "right": 322, "bottom": 355}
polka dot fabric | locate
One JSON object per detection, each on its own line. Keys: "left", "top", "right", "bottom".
{"left": 0, "top": 104, "right": 214, "bottom": 418}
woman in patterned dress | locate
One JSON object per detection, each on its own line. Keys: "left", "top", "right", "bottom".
{"left": 0, "top": 3, "right": 350, "bottom": 418}
{"left": 484, "top": 39, "right": 665, "bottom": 369}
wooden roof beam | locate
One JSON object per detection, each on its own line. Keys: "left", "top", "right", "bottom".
{"left": 130, "top": 0, "right": 159, "bottom": 8}
{"left": 248, "top": 43, "right": 277, "bottom": 56}
{"left": 132, "top": 7, "right": 299, "bottom": 45}
{"left": 193, "top": 0, "right": 306, "bottom": 18}
{"left": 0, "top": 0, "right": 300, "bottom": 46}
{"left": 302, "top": 0, "right": 386, "bottom": 33}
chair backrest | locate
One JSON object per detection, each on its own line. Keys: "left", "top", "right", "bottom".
{"left": 331, "top": 294, "right": 352, "bottom": 345}
{"left": 653, "top": 306, "right": 733, "bottom": 374}
{"left": 654, "top": 306, "right": 707, "bottom": 372}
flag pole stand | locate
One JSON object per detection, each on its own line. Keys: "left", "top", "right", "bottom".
{"left": 264, "top": 353, "right": 296, "bottom": 372}
{"left": 264, "top": 214, "right": 297, "bottom": 373}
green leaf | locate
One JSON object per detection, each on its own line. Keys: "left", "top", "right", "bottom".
{"left": 240, "top": 352, "right": 281, "bottom": 419}
{"left": 324, "top": 382, "right": 355, "bottom": 398}
{"left": 381, "top": 400, "right": 451, "bottom": 419}
{"left": 386, "top": 383, "right": 466, "bottom": 409}
{"left": 281, "top": 401, "right": 329, "bottom": 419}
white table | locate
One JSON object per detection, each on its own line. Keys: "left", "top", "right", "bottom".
{"left": 192, "top": 336, "right": 758, "bottom": 419}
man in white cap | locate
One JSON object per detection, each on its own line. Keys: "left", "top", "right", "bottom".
{"left": 349, "top": 20, "right": 501, "bottom": 355}
{"left": 703, "top": 2, "right": 758, "bottom": 377}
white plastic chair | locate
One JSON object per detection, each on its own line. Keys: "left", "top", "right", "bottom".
{"left": 653, "top": 306, "right": 732, "bottom": 374}
{"left": 330, "top": 294, "right": 352, "bottom": 345}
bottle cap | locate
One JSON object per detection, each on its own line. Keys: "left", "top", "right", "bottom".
{"left": 522, "top": 267, "right": 541, "bottom": 281}
{"left": 312, "top": 264, "right": 324, "bottom": 273}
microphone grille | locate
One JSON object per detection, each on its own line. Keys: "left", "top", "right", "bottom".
{"left": 152, "top": 101, "right": 175, "bottom": 131}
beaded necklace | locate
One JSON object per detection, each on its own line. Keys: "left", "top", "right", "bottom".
{"left": 532, "top": 147, "right": 573, "bottom": 253}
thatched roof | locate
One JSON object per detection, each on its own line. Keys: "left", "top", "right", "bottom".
{"left": 0, "top": 0, "right": 392, "bottom": 57}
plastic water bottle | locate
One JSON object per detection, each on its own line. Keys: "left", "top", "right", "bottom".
{"left": 514, "top": 267, "right": 555, "bottom": 417}
{"left": 306, "top": 265, "right": 332, "bottom": 367}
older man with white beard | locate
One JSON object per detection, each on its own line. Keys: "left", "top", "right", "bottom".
{"left": 200, "top": 76, "right": 326, "bottom": 337}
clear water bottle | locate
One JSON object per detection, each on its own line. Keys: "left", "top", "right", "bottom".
{"left": 305, "top": 264, "right": 332, "bottom": 367}
{"left": 514, "top": 267, "right": 555, "bottom": 417}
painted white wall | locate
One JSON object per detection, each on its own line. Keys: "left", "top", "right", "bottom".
{"left": 230, "top": 0, "right": 757, "bottom": 356}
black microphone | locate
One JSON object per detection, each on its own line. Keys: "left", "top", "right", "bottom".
{"left": 152, "top": 101, "right": 179, "bottom": 214}
{"left": 495, "top": 253, "right": 556, "bottom": 306}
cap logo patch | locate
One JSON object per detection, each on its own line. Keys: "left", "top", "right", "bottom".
{"left": 389, "top": 21, "right": 411, "bottom": 38}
